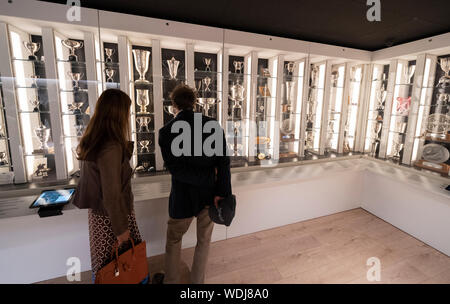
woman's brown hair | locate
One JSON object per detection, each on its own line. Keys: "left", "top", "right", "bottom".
{"left": 77, "top": 89, "right": 132, "bottom": 160}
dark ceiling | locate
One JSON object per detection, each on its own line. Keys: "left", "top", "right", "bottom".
{"left": 41, "top": 0, "right": 450, "bottom": 51}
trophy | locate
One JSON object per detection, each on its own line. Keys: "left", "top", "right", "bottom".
{"left": 139, "top": 140, "right": 151, "bottom": 153}
{"left": 34, "top": 124, "right": 51, "bottom": 153}
{"left": 370, "top": 141, "right": 379, "bottom": 157}
{"left": 30, "top": 75, "right": 39, "bottom": 88}
{"left": 104, "top": 48, "right": 115, "bottom": 63}
{"left": 61, "top": 39, "right": 83, "bottom": 62}
{"left": 392, "top": 135, "right": 404, "bottom": 159}
{"left": 405, "top": 65, "right": 416, "bottom": 84}
{"left": 137, "top": 117, "right": 151, "bottom": 133}
{"left": 229, "top": 81, "right": 245, "bottom": 108}
{"left": 33, "top": 158, "right": 50, "bottom": 178}
{"left": 376, "top": 85, "right": 387, "bottom": 109}
{"left": 233, "top": 61, "right": 244, "bottom": 74}
{"left": 372, "top": 121, "right": 383, "bottom": 139}
{"left": 310, "top": 66, "right": 319, "bottom": 88}
{"left": 305, "top": 131, "right": 314, "bottom": 149}
{"left": 68, "top": 100, "right": 83, "bottom": 114}
{"left": 0, "top": 151, "right": 7, "bottom": 166}
{"left": 164, "top": 105, "right": 177, "bottom": 117}
{"left": 136, "top": 89, "right": 150, "bottom": 114}
{"left": 437, "top": 57, "right": 450, "bottom": 88}
{"left": 426, "top": 113, "right": 450, "bottom": 139}
{"left": 280, "top": 118, "right": 295, "bottom": 140}
{"left": 331, "top": 70, "right": 339, "bottom": 87}
{"left": 105, "top": 68, "right": 115, "bottom": 83}
{"left": 75, "top": 125, "right": 85, "bottom": 137}
{"left": 394, "top": 121, "right": 407, "bottom": 134}
{"left": 437, "top": 93, "right": 449, "bottom": 105}
{"left": 282, "top": 81, "right": 295, "bottom": 113}
{"left": 136, "top": 161, "right": 154, "bottom": 173}
{"left": 197, "top": 98, "right": 218, "bottom": 115}
{"left": 204, "top": 58, "right": 212, "bottom": 71}
{"left": 202, "top": 76, "right": 211, "bottom": 92}
{"left": 285, "top": 62, "right": 295, "bottom": 75}
{"left": 0, "top": 124, "right": 5, "bottom": 138}
{"left": 23, "top": 41, "right": 40, "bottom": 61}
{"left": 261, "top": 68, "right": 271, "bottom": 77}
{"left": 67, "top": 72, "right": 83, "bottom": 92}
{"left": 132, "top": 49, "right": 151, "bottom": 84}
{"left": 396, "top": 96, "right": 411, "bottom": 115}
{"left": 29, "top": 97, "right": 40, "bottom": 112}
{"left": 259, "top": 84, "right": 271, "bottom": 97}
{"left": 167, "top": 57, "right": 180, "bottom": 80}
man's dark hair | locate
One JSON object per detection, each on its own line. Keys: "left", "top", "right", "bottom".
{"left": 170, "top": 84, "right": 197, "bottom": 111}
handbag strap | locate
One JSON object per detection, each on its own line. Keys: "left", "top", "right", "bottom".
{"left": 109, "top": 237, "right": 137, "bottom": 276}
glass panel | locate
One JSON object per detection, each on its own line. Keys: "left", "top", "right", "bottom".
{"left": 326, "top": 64, "right": 345, "bottom": 153}
{"left": 0, "top": 78, "right": 13, "bottom": 181}
{"left": 305, "top": 62, "right": 325, "bottom": 155}
{"left": 365, "top": 64, "right": 389, "bottom": 157}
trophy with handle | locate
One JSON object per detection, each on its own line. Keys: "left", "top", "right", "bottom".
{"left": 132, "top": 49, "right": 151, "bottom": 84}
{"left": 61, "top": 39, "right": 84, "bottom": 62}
{"left": 23, "top": 41, "right": 40, "bottom": 61}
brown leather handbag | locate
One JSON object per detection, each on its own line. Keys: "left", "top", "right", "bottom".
{"left": 95, "top": 238, "right": 149, "bottom": 284}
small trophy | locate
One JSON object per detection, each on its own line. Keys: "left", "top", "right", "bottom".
{"left": 61, "top": 39, "right": 84, "bottom": 62}
{"left": 67, "top": 72, "right": 83, "bottom": 92}
{"left": 137, "top": 117, "right": 151, "bottom": 133}
{"left": 164, "top": 105, "right": 177, "bottom": 117}
{"left": 23, "top": 41, "right": 40, "bottom": 61}
{"left": 136, "top": 89, "right": 150, "bottom": 114}
{"left": 197, "top": 98, "right": 217, "bottom": 115}
{"left": 426, "top": 113, "right": 450, "bottom": 139}
{"left": 280, "top": 118, "right": 295, "bottom": 140}
{"left": 105, "top": 68, "right": 115, "bottom": 83}
{"left": 229, "top": 81, "right": 245, "bottom": 108}
{"left": 437, "top": 57, "right": 450, "bottom": 88}
{"left": 331, "top": 70, "right": 339, "bottom": 87}
{"left": 68, "top": 100, "right": 83, "bottom": 114}
{"left": 261, "top": 68, "right": 271, "bottom": 77}
{"left": 34, "top": 124, "right": 51, "bottom": 153}
{"left": 376, "top": 85, "right": 387, "bottom": 109}
{"left": 202, "top": 76, "right": 211, "bottom": 92}
{"left": 0, "top": 151, "right": 7, "bottom": 166}
{"left": 233, "top": 61, "right": 244, "bottom": 74}
{"left": 167, "top": 57, "right": 180, "bottom": 80}
{"left": 204, "top": 58, "right": 212, "bottom": 71}
{"left": 104, "top": 48, "right": 115, "bottom": 63}
{"left": 285, "top": 62, "right": 295, "bottom": 75}
{"left": 310, "top": 66, "right": 319, "bottom": 88}
{"left": 139, "top": 140, "right": 151, "bottom": 153}
{"left": 132, "top": 49, "right": 151, "bottom": 85}
{"left": 75, "top": 125, "right": 85, "bottom": 137}
{"left": 404, "top": 65, "right": 416, "bottom": 84}
{"left": 259, "top": 84, "right": 271, "bottom": 97}
{"left": 29, "top": 97, "right": 40, "bottom": 112}
{"left": 30, "top": 75, "right": 39, "bottom": 88}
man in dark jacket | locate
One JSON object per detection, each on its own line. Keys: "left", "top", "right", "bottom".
{"left": 158, "top": 84, "right": 232, "bottom": 284}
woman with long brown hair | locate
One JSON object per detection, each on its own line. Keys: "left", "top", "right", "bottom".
{"left": 71, "top": 89, "right": 144, "bottom": 283}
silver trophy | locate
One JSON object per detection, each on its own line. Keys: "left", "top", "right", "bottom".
{"left": 68, "top": 100, "right": 84, "bottom": 114}
{"left": 34, "top": 124, "right": 50, "bottom": 152}
{"left": 282, "top": 81, "right": 295, "bottom": 113}
{"left": 370, "top": 141, "right": 379, "bottom": 157}
{"left": 233, "top": 61, "right": 244, "bottom": 74}
{"left": 0, "top": 151, "right": 7, "bottom": 165}
{"left": 132, "top": 49, "right": 151, "bottom": 84}
{"left": 437, "top": 57, "right": 450, "bottom": 88}
{"left": 167, "top": 57, "right": 180, "bottom": 80}
{"left": 310, "top": 66, "right": 319, "bottom": 88}
{"left": 405, "top": 65, "right": 416, "bottom": 84}
{"left": 331, "top": 70, "right": 339, "bottom": 87}
{"left": 75, "top": 125, "right": 85, "bottom": 137}
{"left": 229, "top": 81, "right": 245, "bottom": 108}
{"left": 104, "top": 48, "right": 115, "bottom": 63}
{"left": 280, "top": 118, "right": 295, "bottom": 139}
{"left": 136, "top": 89, "right": 150, "bottom": 114}
{"left": 285, "top": 62, "right": 295, "bottom": 75}
{"left": 376, "top": 85, "right": 387, "bottom": 109}
{"left": 197, "top": 98, "right": 218, "bottom": 115}
{"left": 164, "top": 105, "right": 177, "bottom": 117}
{"left": 372, "top": 121, "right": 383, "bottom": 139}
{"left": 23, "top": 41, "right": 40, "bottom": 61}
{"left": 137, "top": 117, "right": 151, "bottom": 133}
{"left": 67, "top": 72, "right": 83, "bottom": 92}
{"left": 30, "top": 75, "right": 39, "bottom": 88}
{"left": 392, "top": 135, "right": 404, "bottom": 159}
{"left": 105, "top": 68, "right": 115, "bottom": 83}
{"left": 61, "top": 39, "right": 83, "bottom": 62}
{"left": 261, "top": 68, "right": 271, "bottom": 77}
{"left": 426, "top": 113, "right": 450, "bottom": 138}
{"left": 139, "top": 140, "right": 151, "bottom": 153}
{"left": 29, "top": 97, "right": 40, "bottom": 112}
{"left": 204, "top": 58, "right": 212, "bottom": 71}
{"left": 202, "top": 76, "right": 211, "bottom": 92}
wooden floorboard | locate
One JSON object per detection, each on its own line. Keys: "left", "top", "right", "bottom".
{"left": 38, "top": 208, "right": 450, "bottom": 284}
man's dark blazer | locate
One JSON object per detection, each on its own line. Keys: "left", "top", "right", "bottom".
{"left": 158, "top": 109, "right": 232, "bottom": 219}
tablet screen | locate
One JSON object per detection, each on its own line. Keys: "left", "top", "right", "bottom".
{"left": 30, "top": 189, "right": 76, "bottom": 208}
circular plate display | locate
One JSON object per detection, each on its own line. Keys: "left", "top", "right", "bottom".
{"left": 422, "top": 143, "right": 450, "bottom": 163}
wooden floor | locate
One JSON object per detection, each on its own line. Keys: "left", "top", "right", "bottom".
{"left": 40, "top": 208, "right": 450, "bottom": 284}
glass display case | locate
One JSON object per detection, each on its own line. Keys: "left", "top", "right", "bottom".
{"left": 305, "top": 61, "right": 327, "bottom": 155}
{"left": 412, "top": 54, "right": 450, "bottom": 176}
{"left": 386, "top": 59, "right": 416, "bottom": 163}
{"left": 326, "top": 63, "right": 346, "bottom": 153}
{"left": 0, "top": 77, "right": 13, "bottom": 183}
{"left": 343, "top": 64, "right": 364, "bottom": 152}
{"left": 278, "top": 60, "right": 305, "bottom": 160}
{"left": 364, "top": 64, "right": 390, "bottom": 157}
